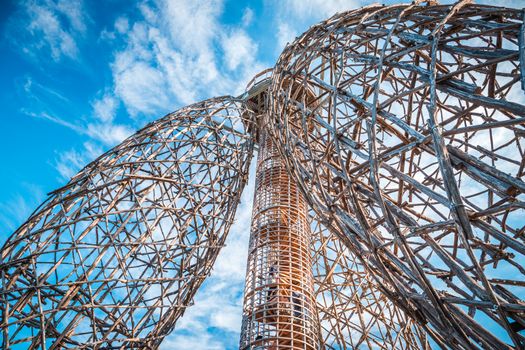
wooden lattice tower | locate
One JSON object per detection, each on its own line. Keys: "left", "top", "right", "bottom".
{"left": 1, "top": 1, "right": 525, "bottom": 349}
{"left": 239, "top": 128, "right": 318, "bottom": 349}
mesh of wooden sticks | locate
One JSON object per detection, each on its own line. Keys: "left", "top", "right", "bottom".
{"left": 0, "top": 97, "right": 254, "bottom": 349}
{"left": 311, "top": 214, "right": 429, "bottom": 349}
{"left": 2, "top": 1, "right": 525, "bottom": 349}
{"left": 240, "top": 64, "right": 428, "bottom": 350}
{"left": 269, "top": 1, "right": 525, "bottom": 348}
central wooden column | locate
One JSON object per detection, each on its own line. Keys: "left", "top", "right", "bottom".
{"left": 239, "top": 128, "right": 318, "bottom": 349}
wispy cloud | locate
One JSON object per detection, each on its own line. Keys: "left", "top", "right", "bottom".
{"left": 23, "top": 76, "right": 69, "bottom": 102}
{"left": 54, "top": 141, "right": 103, "bottom": 180}
{"left": 87, "top": 92, "right": 134, "bottom": 145}
{"left": 276, "top": 22, "right": 297, "bottom": 51}
{"left": 221, "top": 29, "right": 258, "bottom": 71}
{"left": 92, "top": 92, "right": 118, "bottom": 123}
{"left": 23, "top": 103, "right": 133, "bottom": 148}
{"left": 108, "top": 0, "right": 266, "bottom": 117}
{"left": 12, "top": 0, "right": 88, "bottom": 61}
{"left": 21, "top": 74, "right": 134, "bottom": 151}
{"left": 241, "top": 7, "right": 254, "bottom": 27}
{"left": 0, "top": 183, "right": 45, "bottom": 233}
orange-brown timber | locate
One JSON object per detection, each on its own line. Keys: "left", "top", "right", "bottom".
{"left": 240, "top": 129, "right": 318, "bottom": 349}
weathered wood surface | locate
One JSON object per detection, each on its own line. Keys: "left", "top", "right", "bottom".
{"left": 0, "top": 97, "right": 254, "bottom": 349}
{"left": 311, "top": 213, "right": 430, "bottom": 349}
{"left": 2, "top": 2, "right": 525, "bottom": 350}
{"left": 269, "top": 2, "right": 525, "bottom": 349}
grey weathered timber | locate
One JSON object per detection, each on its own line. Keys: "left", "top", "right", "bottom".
{"left": 269, "top": 1, "right": 525, "bottom": 349}
{"left": 1, "top": 1, "right": 525, "bottom": 349}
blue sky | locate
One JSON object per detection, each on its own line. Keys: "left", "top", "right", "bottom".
{"left": 1, "top": 0, "right": 524, "bottom": 349}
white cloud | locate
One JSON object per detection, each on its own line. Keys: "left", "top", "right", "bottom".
{"left": 27, "top": 4, "right": 77, "bottom": 59}
{"left": 23, "top": 76, "right": 69, "bottom": 102}
{"left": 212, "top": 160, "right": 256, "bottom": 280}
{"left": 113, "top": 59, "right": 170, "bottom": 115}
{"left": 277, "top": 22, "right": 297, "bottom": 51}
{"left": 25, "top": 110, "right": 83, "bottom": 133}
{"left": 92, "top": 93, "right": 118, "bottom": 122}
{"left": 115, "top": 16, "right": 129, "bottom": 34}
{"left": 25, "top": 105, "right": 133, "bottom": 147}
{"left": 86, "top": 122, "right": 132, "bottom": 145}
{"left": 242, "top": 7, "right": 254, "bottom": 27}
{"left": 54, "top": 0, "right": 87, "bottom": 33}
{"left": 23, "top": 81, "right": 133, "bottom": 148}
{"left": 17, "top": 0, "right": 87, "bottom": 61}
{"left": 221, "top": 29, "right": 258, "bottom": 71}
{"left": 162, "top": 332, "right": 224, "bottom": 350}
{"left": 0, "top": 183, "right": 45, "bottom": 233}
{"left": 55, "top": 141, "right": 102, "bottom": 180}
{"left": 210, "top": 302, "right": 243, "bottom": 332}
{"left": 162, "top": 0, "right": 222, "bottom": 55}
{"left": 109, "top": 0, "right": 266, "bottom": 117}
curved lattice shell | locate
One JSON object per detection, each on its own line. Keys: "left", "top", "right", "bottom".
{"left": 269, "top": 2, "right": 525, "bottom": 349}
{"left": 0, "top": 97, "right": 254, "bottom": 349}
{"left": 311, "top": 215, "right": 429, "bottom": 349}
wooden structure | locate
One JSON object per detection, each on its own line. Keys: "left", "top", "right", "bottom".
{"left": 239, "top": 128, "right": 318, "bottom": 349}
{"left": 312, "top": 215, "right": 429, "bottom": 349}
{"left": 240, "top": 69, "right": 321, "bottom": 350}
{"left": 1, "top": 1, "right": 525, "bottom": 349}
{"left": 0, "top": 98, "right": 254, "bottom": 348}
{"left": 269, "top": 1, "right": 525, "bottom": 349}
